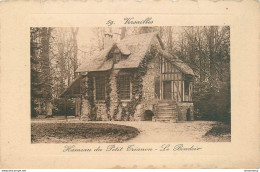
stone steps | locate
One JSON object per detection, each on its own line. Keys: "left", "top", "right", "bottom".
{"left": 157, "top": 108, "right": 176, "bottom": 111}
{"left": 156, "top": 104, "right": 172, "bottom": 107}
{"left": 154, "top": 101, "right": 178, "bottom": 122}
{"left": 153, "top": 116, "right": 177, "bottom": 122}
{"left": 157, "top": 112, "right": 177, "bottom": 116}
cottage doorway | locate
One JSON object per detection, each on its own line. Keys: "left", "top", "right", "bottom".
{"left": 163, "top": 81, "right": 172, "bottom": 100}
{"left": 143, "top": 110, "right": 154, "bottom": 121}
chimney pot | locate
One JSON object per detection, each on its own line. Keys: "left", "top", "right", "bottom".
{"left": 104, "top": 33, "right": 114, "bottom": 49}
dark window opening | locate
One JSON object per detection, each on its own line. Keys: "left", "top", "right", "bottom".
{"left": 113, "top": 48, "right": 121, "bottom": 64}
{"left": 186, "top": 108, "right": 191, "bottom": 121}
{"left": 154, "top": 77, "right": 160, "bottom": 99}
{"left": 143, "top": 110, "right": 154, "bottom": 121}
{"left": 163, "top": 81, "right": 172, "bottom": 100}
{"left": 95, "top": 76, "right": 105, "bottom": 100}
{"left": 184, "top": 80, "right": 190, "bottom": 101}
{"left": 118, "top": 75, "right": 131, "bottom": 100}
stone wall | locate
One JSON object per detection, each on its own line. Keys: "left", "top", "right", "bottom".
{"left": 95, "top": 103, "right": 108, "bottom": 121}
{"left": 80, "top": 62, "right": 194, "bottom": 122}
{"left": 109, "top": 70, "right": 120, "bottom": 120}
{"left": 81, "top": 75, "right": 91, "bottom": 121}
{"left": 80, "top": 47, "right": 194, "bottom": 122}
{"left": 133, "top": 56, "right": 161, "bottom": 120}
{"left": 81, "top": 74, "right": 109, "bottom": 121}
{"left": 91, "top": 69, "right": 121, "bottom": 121}
{"left": 177, "top": 102, "right": 194, "bottom": 121}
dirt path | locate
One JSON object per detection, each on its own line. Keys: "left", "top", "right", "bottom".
{"left": 32, "top": 119, "right": 230, "bottom": 142}
{"left": 107, "top": 121, "right": 218, "bottom": 142}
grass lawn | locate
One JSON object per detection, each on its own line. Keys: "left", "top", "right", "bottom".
{"left": 31, "top": 123, "right": 140, "bottom": 143}
{"left": 203, "top": 122, "right": 231, "bottom": 142}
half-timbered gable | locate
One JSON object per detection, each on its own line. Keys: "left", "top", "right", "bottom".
{"left": 159, "top": 57, "right": 193, "bottom": 102}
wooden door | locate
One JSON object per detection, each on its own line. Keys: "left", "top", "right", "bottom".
{"left": 163, "top": 81, "right": 172, "bottom": 100}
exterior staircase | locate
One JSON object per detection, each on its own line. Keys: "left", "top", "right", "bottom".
{"left": 153, "top": 100, "right": 179, "bottom": 122}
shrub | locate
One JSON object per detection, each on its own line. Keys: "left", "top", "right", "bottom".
{"left": 205, "top": 123, "right": 231, "bottom": 136}
{"left": 52, "top": 98, "right": 75, "bottom": 116}
{"left": 193, "top": 80, "right": 230, "bottom": 124}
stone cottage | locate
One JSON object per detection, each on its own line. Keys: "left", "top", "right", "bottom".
{"left": 61, "top": 32, "right": 194, "bottom": 122}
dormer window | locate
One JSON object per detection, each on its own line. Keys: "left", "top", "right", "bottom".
{"left": 113, "top": 48, "right": 121, "bottom": 64}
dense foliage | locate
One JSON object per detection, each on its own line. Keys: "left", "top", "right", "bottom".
{"left": 175, "top": 26, "right": 230, "bottom": 123}
{"left": 105, "top": 72, "right": 112, "bottom": 120}
{"left": 31, "top": 27, "right": 79, "bottom": 117}
{"left": 52, "top": 98, "right": 75, "bottom": 116}
{"left": 30, "top": 28, "right": 53, "bottom": 117}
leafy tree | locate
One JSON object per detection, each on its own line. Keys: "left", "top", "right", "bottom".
{"left": 30, "top": 28, "right": 43, "bottom": 117}
{"left": 175, "top": 26, "right": 230, "bottom": 123}
{"left": 40, "top": 27, "right": 53, "bottom": 116}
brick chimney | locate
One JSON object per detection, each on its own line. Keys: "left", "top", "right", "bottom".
{"left": 112, "top": 31, "right": 121, "bottom": 43}
{"left": 104, "top": 33, "right": 114, "bottom": 49}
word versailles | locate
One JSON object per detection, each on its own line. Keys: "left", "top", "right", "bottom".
{"left": 124, "top": 17, "right": 153, "bottom": 25}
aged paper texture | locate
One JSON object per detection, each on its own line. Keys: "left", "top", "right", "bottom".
{"left": 0, "top": 0, "right": 259, "bottom": 169}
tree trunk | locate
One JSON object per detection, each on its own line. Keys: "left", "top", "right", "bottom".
{"left": 46, "top": 100, "right": 53, "bottom": 116}
{"left": 208, "top": 26, "right": 216, "bottom": 84}
{"left": 167, "top": 27, "right": 173, "bottom": 52}
{"left": 81, "top": 76, "right": 91, "bottom": 121}
{"left": 71, "top": 27, "right": 79, "bottom": 78}
{"left": 40, "top": 27, "right": 53, "bottom": 116}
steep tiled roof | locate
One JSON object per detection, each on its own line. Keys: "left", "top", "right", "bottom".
{"left": 76, "top": 32, "right": 158, "bottom": 72}
{"left": 114, "top": 32, "right": 158, "bottom": 69}
{"left": 159, "top": 50, "right": 194, "bottom": 75}
{"left": 76, "top": 32, "right": 194, "bottom": 75}
{"left": 172, "top": 58, "right": 194, "bottom": 75}
{"left": 76, "top": 44, "right": 114, "bottom": 72}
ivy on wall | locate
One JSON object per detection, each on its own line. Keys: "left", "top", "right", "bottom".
{"left": 127, "top": 45, "right": 159, "bottom": 119}
{"left": 81, "top": 74, "right": 96, "bottom": 120}
{"left": 113, "top": 73, "right": 121, "bottom": 120}
{"left": 81, "top": 45, "right": 159, "bottom": 121}
{"left": 112, "top": 45, "right": 159, "bottom": 121}
{"left": 105, "top": 71, "right": 112, "bottom": 120}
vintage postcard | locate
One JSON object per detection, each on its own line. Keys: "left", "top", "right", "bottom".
{"left": 0, "top": 0, "right": 259, "bottom": 169}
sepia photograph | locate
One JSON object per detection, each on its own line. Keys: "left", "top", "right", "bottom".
{"left": 30, "top": 26, "right": 231, "bottom": 143}
{"left": 1, "top": 0, "right": 259, "bottom": 169}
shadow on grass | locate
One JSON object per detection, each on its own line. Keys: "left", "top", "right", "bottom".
{"left": 31, "top": 123, "right": 140, "bottom": 143}
{"left": 205, "top": 122, "right": 231, "bottom": 136}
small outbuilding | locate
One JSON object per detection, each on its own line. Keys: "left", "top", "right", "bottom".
{"left": 61, "top": 32, "right": 194, "bottom": 122}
